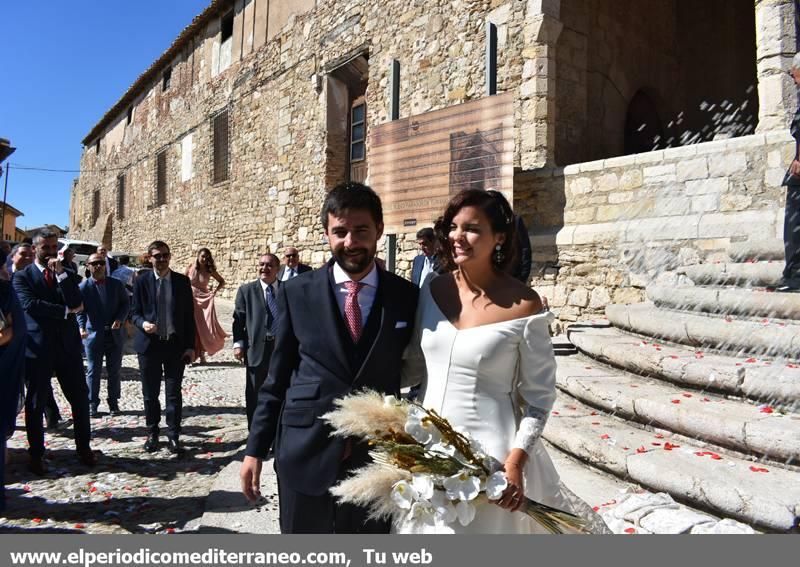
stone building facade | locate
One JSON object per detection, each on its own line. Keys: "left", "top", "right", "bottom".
{"left": 70, "top": 0, "right": 797, "bottom": 318}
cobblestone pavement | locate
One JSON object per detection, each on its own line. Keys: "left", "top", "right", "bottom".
{"left": 0, "top": 299, "right": 249, "bottom": 534}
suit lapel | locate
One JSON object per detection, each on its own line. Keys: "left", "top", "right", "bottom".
{"left": 313, "top": 264, "right": 351, "bottom": 380}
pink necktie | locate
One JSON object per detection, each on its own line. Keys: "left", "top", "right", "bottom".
{"left": 343, "top": 281, "right": 364, "bottom": 342}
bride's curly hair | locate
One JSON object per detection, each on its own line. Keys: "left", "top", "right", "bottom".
{"left": 435, "top": 189, "right": 518, "bottom": 273}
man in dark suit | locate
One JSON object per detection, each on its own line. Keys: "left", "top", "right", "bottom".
{"left": 241, "top": 182, "right": 419, "bottom": 533}
{"left": 232, "top": 253, "right": 281, "bottom": 428}
{"left": 130, "top": 240, "right": 195, "bottom": 455}
{"left": 410, "top": 227, "right": 440, "bottom": 287}
{"left": 277, "top": 246, "right": 312, "bottom": 281}
{"left": 96, "top": 245, "right": 119, "bottom": 277}
{"left": 12, "top": 229, "right": 97, "bottom": 474}
{"left": 78, "top": 253, "right": 130, "bottom": 417}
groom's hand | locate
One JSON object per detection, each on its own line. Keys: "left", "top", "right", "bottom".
{"left": 240, "top": 455, "right": 263, "bottom": 502}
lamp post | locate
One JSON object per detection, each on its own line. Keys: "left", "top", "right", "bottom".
{"left": 0, "top": 138, "right": 17, "bottom": 240}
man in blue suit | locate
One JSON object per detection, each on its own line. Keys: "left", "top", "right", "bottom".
{"left": 12, "top": 230, "right": 97, "bottom": 475}
{"left": 78, "top": 253, "right": 130, "bottom": 417}
{"left": 410, "top": 227, "right": 439, "bottom": 287}
{"left": 131, "top": 240, "right": 195, "bottom": 455}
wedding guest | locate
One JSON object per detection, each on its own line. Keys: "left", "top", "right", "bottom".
{"left": 1, "top": 248, "right": 26, "bottom": 509}
{"left": 131, "top": 241, "right": 195, "bottom": 455}
{"left": 779, "top": 52, "right": 800, "bottom": 292}
{"left": 232, "top": 253, "right": 281, "bottom": 428}
{"left": 186, "top": 248, "right": 227, "bottom": 364}
{"left": 78, "top": 253, "right": 130, "bottom": 417}
{"left": 277, "top": 247, "right": 312, "bottom": 281}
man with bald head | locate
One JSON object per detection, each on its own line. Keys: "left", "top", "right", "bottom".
{"left": 277, "top": 247, "right": 311, "bottom": 281}
{"left": 233, "top": 253, "right": 283, "bottom": 428}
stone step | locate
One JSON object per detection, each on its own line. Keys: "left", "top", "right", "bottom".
{"left": 544, "top": 395, "right": 800, "bottom": 531}
{"left": 605, "top": 302, "right": 800, "bottom": 358}
{"left": 679, "top": 263, "right": 783, "bottom": 287}
{"left": 555, "top": 355, "right": 800, "bottom": 462}
{"left": 728, "top": 239, "right": 785, "bottom": 262}
{"left": 566, "top": 324, "right": 800, "bottom": 408}
{"left": 647, "top": 284, "right": 800, "bottom": 320}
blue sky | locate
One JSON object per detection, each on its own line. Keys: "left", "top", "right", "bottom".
{"left": 1, "top": 0, "right": 210, "bottom": 231}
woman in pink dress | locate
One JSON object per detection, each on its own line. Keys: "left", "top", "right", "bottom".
{"left": 186, "top": 248, "right": 227, "bottom": 364}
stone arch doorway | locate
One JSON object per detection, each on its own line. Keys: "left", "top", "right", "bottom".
{"left": 624, "top": 89, "right": 665, "bottom": 155}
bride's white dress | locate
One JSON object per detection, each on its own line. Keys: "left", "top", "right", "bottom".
{"left": 397, "top": 282, "right": 603, "bottom": 534}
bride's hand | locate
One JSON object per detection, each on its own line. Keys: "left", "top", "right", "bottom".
{"left": 493, "top": 452, "right": 527, "bottom": 512}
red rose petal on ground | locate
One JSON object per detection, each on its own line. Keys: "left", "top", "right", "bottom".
{"left": 654, "top": 433, "right": 664, "bottom": 439}
{"left": 671, "top": 399, "right": 681, "bottom": 404}
{"left": 669, "top": 355, "right": 678, "bottom": 359}
{"left": 600, "top": 434, "right": 610, "bottom": 439}
{"left": 74, "top": 523, "right": 85, "bottom": 529}
{"left": 701, "top": 397, "right": 711, "bottom": 402}
{"left": 682, "top": 393, "right": 692, "bottom": 398}
{"left": 664, "top": 442, "right": 680, "bottom": 451}
{"left": 592, "top": 506, "right": 599, "bottom": 512}
{"left": 760, "top": 406, "right": 774, "bottom": 414}
{"left": 788, "top": 363, "right": 799, "bottom": 369}
{"left": 141, "top": 487, "right": 150, "bottom": 493}
{"left": 23, "top": 484, "right": 31, "bottom": 492}
{"left": 636, "top": 446, "right": 647, "bottom": 454}
{"left": 622, "top": 446, "right": 630, "bottom": 450}
{"left": 694, "top": 451, "right": 707, "bottom": 457}
{"left": 710, "top": 454, "right": 722, "bottom": 460}
{"left": 655, "top": 347, "right": 661, "bottom": 351}
{"left": 552, "top": 411, "right": 559, "bottom": 415}
{"left": 651, "top": 442, "right": 661, "bottom": 446}
{"left": 89, "top": 486, "right": 97, "bottom": 493}
{"left": 591, "top": 422, "right": 600, "bottom": 426}
{"left": 724, "top": 316, "right": 732, "bottom": 323}
{"left": 624, "top": 527, "right": 636, "bottom": 534}
{"left": 103, "top": 492, "right": 112, "bottom": 498}
{"left": 32, "top": 518, "right": 42, "bottom": 524}
{"left": 166, "top": 528, "right": 175, "bottom": 534}
{"left": 585, "top": 366, "right": 593, "bottom": 370}
{"left": 745, "top": 358, "right": 757, "bottom": 363}
{"left": 567, "top": 406, "right": 577, "bottom": 410}
{"left": 590, "top": 411, "right": 598, "bottom": 416}
{"left": 630, "top": 384, "right": 639, "bottom": 388}
{"left": 214, "top": 437, "right": 222, "bottom": 443}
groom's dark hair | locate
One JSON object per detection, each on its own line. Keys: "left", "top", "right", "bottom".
{"left": 320, "top": 182, "right": 383, "bottom": 230}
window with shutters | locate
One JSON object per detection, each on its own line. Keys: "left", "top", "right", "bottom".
{"left": 212, "top": 109, "right": 230, "bottom": 184}
{"left": 116, "top": 174, "right": 126, "bottom": 220}
{"left": 91, "top": 190, "right": 100, "bottom": 225}
{"left": 156, "top": 150, "right": 168, "bottom": 206}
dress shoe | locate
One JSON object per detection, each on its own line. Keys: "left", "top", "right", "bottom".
{"left": 143, "top": 434, "right": 160, "bottom": 453}
{"left": 89, "top": 406, "right": 100, "bottom": 418}
{"left": 28, "top": 457, "right": 47, "bottom": 476}
{"left": 45, "top": 415, "right": 61, "bottom": 431}
{"left": 167, "top": 438, "right": 184, "bottom": 455}
{"left": 77, "top": 449, "right": 98, "bottom": 467}
{"left": 108, "top": 403, "right": 121, "bottom": 416}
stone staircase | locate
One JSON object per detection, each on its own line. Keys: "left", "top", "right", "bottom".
{"left": 545, "top": 240, "right": 800, "bottom": 533}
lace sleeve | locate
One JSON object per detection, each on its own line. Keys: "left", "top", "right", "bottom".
{"left": 512, "top": 312, "right": 557, "bottom": 455}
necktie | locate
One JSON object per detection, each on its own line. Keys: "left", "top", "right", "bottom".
{"left": 43, "top": 268, "right": 55, "bottom": 288}
{"left": 265, "top": 284, "right": 278, "bottom": 335}
{"left": 157, "top": 278, "right": 168, "bottom": 339}
{"left": 289, "top": 268, "right": 296, "bottom": 279}
{"left": 343, "top": 281, "right": 364, "bottom": 342}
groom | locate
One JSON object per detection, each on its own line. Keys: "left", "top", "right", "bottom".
{"left": 240, "top": 182, "right": 419, "bottom": 533}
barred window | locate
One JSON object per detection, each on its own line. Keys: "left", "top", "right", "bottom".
{"left": 212, "top": 109, "right": 230, "bottom": 183}
{"left": 156, "top": 150, "right": 168, "bottom": 206}
{"left": 116, "top": 174, "right": 126, "bottom": 220}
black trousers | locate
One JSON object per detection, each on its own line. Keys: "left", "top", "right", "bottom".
{"left": 245, "top": 340, "right": 274, "bottom": 429}
{"left": 24, "top": 352, "right": 91, "bottom": 459}
{"left": 276, "top": 462, "right": 390, "bottom": 534}
{"left": 138, "top": 336, "right": 185, "bottom": 439}
{"left": 784, "top": 186, "right": 800, "bottom": 283}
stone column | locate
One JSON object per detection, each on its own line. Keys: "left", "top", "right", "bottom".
{"left": 755, "top": 0, "right": 797, "bottom": 132}
{"left": 519, "top": 0, "right": 563, "bottom": 170}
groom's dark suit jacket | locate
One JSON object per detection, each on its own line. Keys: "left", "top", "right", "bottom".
{"left": 245, "top": 259, "right": 418, "bottom": 496}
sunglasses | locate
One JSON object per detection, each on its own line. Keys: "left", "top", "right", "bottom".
{"left": 87, "top": 261, "right": 105, "bottom": 267}
{"left": 151, "top": 253, "right": 171, "bottom": 260}
{"left": 285, "top": 253, "right": 298, "bottom": 258}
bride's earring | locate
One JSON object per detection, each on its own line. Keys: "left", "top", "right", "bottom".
{"left": 493, "top": 243, "right": 505, "bottom": 266}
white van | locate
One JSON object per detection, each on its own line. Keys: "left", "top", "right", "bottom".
{"left": 57, "top": 238, "right": 100, "bottom": 271}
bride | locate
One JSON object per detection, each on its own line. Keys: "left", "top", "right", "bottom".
{"left": 398, "top": 189, "right": 606, "bottom": 534}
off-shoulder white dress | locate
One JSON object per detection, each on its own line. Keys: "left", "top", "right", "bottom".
{"left": 398, "top": 282, "right": 604, "bottom": 534}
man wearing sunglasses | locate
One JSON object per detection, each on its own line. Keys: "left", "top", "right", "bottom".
{"left": 130, "top": 241, "right": 195, "bottom": 455}
{"left": 277, "top": 247, "right": 311, "bottom": 281}
{"left": 78, "top": 254, "right": 130, "bottom": 418}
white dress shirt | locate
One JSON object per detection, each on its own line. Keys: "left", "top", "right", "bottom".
{"left": 330, "top": 261, "right": 378, "bottom": 323}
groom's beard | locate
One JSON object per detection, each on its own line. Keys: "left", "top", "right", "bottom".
{"left": 332, "top": 246, "right": 375, "bottom": 276}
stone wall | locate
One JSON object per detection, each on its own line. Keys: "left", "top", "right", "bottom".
{"left": 70, "top": 0, "right": 538, "bottom": 297}
{"left": 517, "top": 130, "right": 794, "bottom": 322}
